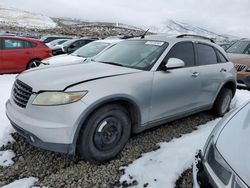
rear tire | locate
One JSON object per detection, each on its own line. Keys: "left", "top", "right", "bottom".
{"left": 212, "top": 88, "right": 232, "bottom": 117}
{"left": 27, "top": 59, "right": 41, "bottom": 69}
{"left": 77, "top": 104, "right": 131, "bottom": 162}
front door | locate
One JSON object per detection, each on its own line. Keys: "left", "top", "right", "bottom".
{"left": 150, "top": 42, "right": 202, "bottom": 122}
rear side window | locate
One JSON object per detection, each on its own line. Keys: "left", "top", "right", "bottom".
{"left": 24, "top": 41, "right": 36, "bottom": 48}
{"left": 4, "top": 39, "right": 24, "bottom": 49}
{"left": 163, "top": 42, "right": 195, "bottom": 67}
{"left": 216, "top": 50, "right": 228, "bottom": 63}
{"left": 196, "top": 43, "right": 217, "bottom": 65}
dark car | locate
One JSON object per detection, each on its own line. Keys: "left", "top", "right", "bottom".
{"left": 0, "top": 36, "right": 52, "bottom": 74}
{"left": 52, "top": 38, "right": 96, "bottom": 56}
{"left": 41, "top": 36, "right": 72, "bottom": 43}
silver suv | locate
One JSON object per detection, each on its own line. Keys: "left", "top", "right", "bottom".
{"left": 6, "top": 34, "right": 237, "bottom": 162}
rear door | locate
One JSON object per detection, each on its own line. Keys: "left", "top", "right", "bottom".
{"left": 150, "top": 42, "right": 202, "bottom": 122}
{"left": 194, "top": 43, "right": 227, "bottom": 106}
{"left": 2, "top": 38, "right": 34, "bottom": 73}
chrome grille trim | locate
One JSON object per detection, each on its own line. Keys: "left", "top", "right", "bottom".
{"left": 234, "top": 64, "right": 247, "bottom": 72}
{"left": 12, "top": 80, "right": 32, "bottom": 108}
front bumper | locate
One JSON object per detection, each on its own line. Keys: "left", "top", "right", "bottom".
{"left": 10, "top": 119, "right": 74, "bottom": 154}
{"left": 237, "top": 72, "right": 250, "bottom": 88}
{"left": 5, "top": 97, "right": 88, "bottom": 154}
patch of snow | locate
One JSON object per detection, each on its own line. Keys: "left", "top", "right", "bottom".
{"left": 0, "top": 74, "right": 16, "bottom": 147}
{"left": 0, "top": 7, "right": 57, "bottom": 29}
{"left": 2, "top": 177, "right": 38, "bottom": 188}
{"left": 120, "top": 89, "right": 250, "bottom": 188}
{"left": 0, "top": 150, "right": 15, "bottom": 167}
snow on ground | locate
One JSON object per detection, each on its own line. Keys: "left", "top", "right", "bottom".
{"left": 0, "top": 74, "right": 250, "bottom": 188}
{"left": 120, "top": 89, "right": 250, "bottom": 188}
{"left": 0, "top": 150, "right": 15, "bottom": 167}
{"left": 1, "top": 177, "right": 38, "bottom": 188}
{"left": 0, "top": 7, "right": 57, "bottom": 29}
{"left": 0, "top": 75, "right": 16, "bottom": 147}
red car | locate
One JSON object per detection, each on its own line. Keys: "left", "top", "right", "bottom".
{"left": 0, "top": 36, "right": 52, "bottom": 74}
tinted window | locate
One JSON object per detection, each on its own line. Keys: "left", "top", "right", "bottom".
{"left": 245, "top": 45, "right": 250, "bottom": 54}
{"left": 164, "top": 42, "right": 195, "bottom": 67}
{"left": 216, "top": 50, "right": 228, "bottom": 63}
{"left": 4, "top": 39, "right": 24, "bottom": 49}
{"left": 197, "top": 44, "right": 217, "bottom": 65}
{"left": 24, "top": 41, "right": 36, "bottom": 48}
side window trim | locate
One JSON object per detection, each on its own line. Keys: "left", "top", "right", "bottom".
{"left": 157, "top": 41, "right": 196, "bottom": 70}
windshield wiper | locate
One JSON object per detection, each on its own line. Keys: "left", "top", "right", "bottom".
{"left": 96, "top": 61, "right": 124, "bottom": 67}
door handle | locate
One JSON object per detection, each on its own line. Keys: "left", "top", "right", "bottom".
{"left": 220, "top": 68, "right": 227, "bottom": 72}
{"left": 192, "top": 72, "right": 200, "bottom": 78}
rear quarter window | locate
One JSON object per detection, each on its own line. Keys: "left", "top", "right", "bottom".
{"left": 196, "top": 43, "right": 217, "bottom": 66}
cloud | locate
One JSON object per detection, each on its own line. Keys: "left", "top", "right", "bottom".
{"left": 1, "top": 0, "right": 250, "bottom": 37}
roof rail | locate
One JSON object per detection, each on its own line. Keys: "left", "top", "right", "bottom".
{"left": 176, "top": 34, "right": 215, "bottom": 43}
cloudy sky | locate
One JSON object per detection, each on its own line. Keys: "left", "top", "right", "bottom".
{"left": 1, "top": 0, "right": 250, "bottom": 37}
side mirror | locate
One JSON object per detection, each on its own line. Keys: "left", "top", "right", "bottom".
{"left": 164, "top": 58, "right": 185, "bottom": 70}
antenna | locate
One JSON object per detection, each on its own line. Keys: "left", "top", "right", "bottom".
{"left": 141, "top": 29, "right": 150, "bottom": 39}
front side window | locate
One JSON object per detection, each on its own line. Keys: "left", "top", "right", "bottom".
{"left": 4, "top": 39, "right": 25, "bottom": 49}
{"left": 163, "top": 42, "right": 195, "bottom": 67}
{"left": 197, "top": 43, "right": 217, "bottom": 65}
{"left": 93, "top": 40, "right": 168, "bottom": 70}
{"left": 226, "top": 41, "right": 250, "bottom": 54}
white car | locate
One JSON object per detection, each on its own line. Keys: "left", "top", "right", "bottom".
{"left": 193, "top": 101, "right": 250, "bottom": 188}
{"left": 41, "top": 39, "right": 122, "bottom": 67}
{"left": 45, "top": 39, "right": 70, "bottom": 49}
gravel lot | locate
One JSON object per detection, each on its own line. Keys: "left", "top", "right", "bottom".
{"left": 0, "top": 112, "right": 214, "bottom": 187}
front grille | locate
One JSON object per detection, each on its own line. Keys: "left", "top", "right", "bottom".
{"left": 234, "top": 64, "right": 247, "bottom": 72}
{"left": 12, "top": 80, "right": 33, "bottom": 108}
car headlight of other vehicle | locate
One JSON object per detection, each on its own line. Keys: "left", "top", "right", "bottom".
{"left": 32, "top": 91, "right": 87, "bottom": 105}
{"left": 206, "top": 143, "right": 232, "bottom": 185}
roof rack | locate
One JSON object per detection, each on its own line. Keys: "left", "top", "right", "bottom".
{"left": 176, "top": 34, "right": 215, "bottom": 43}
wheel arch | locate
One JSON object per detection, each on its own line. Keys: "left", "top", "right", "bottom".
{"left": 213, "top": 79, "right": 237, "bottom": 104}
{"left": 26, "top": 58, "right": 42, "bottom": 69}
{"left": 72, "top": 97, "right": 142, "bottom": 151}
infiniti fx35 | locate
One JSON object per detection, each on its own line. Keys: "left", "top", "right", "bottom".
{"left": 6, "top": 34, "right": 237, "bottom": 162}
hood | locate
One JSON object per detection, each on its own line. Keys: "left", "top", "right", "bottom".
{"left": 18, "top": 62, "right": 141, "bottom": 92}
{"left": 228, "top": 53, "right": 250, "bottom": 65}
{"left": 42, "top": 54, "right": 85, "bottom": 66}
{"left": 52, "top": 45, "right": 63, "bottom": 50}
{"left": 216, "top": 102, "right": 250, "bottom": 186}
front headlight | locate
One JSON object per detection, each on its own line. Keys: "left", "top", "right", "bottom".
{"left": 206, "top": 144, "right": 232, "bottom": 185}
{"left": 32, "top": 91, "right": 87, "bottom": 106}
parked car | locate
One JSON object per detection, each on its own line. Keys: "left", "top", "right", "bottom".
{"left": 45, "top": 39, "right": 70, "bottom": 49}
{"left": 193, "top": 101, "right": 250, "bottom": 188}
{"left": 226, "top": 40, "right": 250, "bottom": 88}
{"left": 41, "top": 39, "right": 122, "bottom": 67}
{"left": 41, "top": 36, "right": 72, "bottom": 43}
{"left": 219, "top": 43, "right": 231, "bottom": 50}
{"left": 0, "top": 36, "right": 52, "bottom": 74}
{"left": 6, "top": 34, "right": 236, "bottom": 162}
{"left": 52, "top": 38, "right": 96, "bottom": 56}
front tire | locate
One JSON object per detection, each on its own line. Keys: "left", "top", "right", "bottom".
{"left": 212, "top": 88, "right": 232, "bottom": 117}
{"left": 78, "top": 104, "right": 131, "bottom": 162}
{"left": 27, "top": 59, "right": 41, "bottom": 69}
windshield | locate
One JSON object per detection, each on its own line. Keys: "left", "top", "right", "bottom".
{"left": 226, "top": 41, "right": 250, "bottom": 54}
{"left": 72, "top": 41, "right": 110, "bottom": 58}
{"left": 93, "top": 40, "right": 168, "bottom": 70}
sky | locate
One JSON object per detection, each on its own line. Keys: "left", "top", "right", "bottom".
{"left": 1, "top": 0, "right": 250, "bottom": 38}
